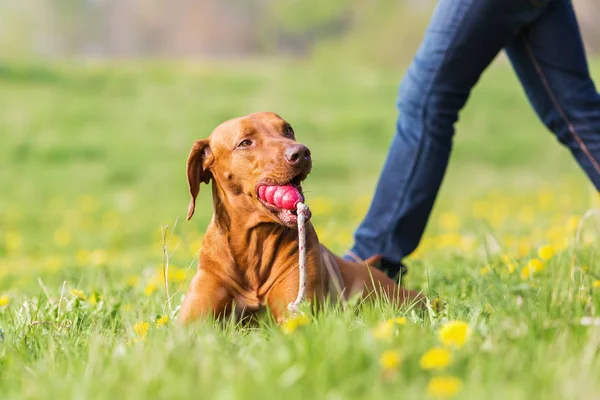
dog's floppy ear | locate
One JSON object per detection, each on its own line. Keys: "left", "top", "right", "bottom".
{"left": 186, "top": 139, "right": 213, "bottom": 221}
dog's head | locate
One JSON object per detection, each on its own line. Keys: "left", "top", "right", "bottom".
{"left": 186, "top": 112, "right": 312, "bottom": 227}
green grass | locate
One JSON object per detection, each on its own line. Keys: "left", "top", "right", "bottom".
{"left": 0, "top": 58, "right": 600, "bottom": 399}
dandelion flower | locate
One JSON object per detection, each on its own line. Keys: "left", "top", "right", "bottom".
{"left": 0, "top": 295, "right": 9, "bottom": 307}
{"left": 89, "top": 291, "right": 102, "bottom": 305}
{"left": 439, "top": 212, "right": 460, "bottom": 231}
{"left": 566, "top": 215, "right": 579, "bottom": 232}
{"left": 133, "top": 321, "right": 149, "bottom": 339}
{"left": 592, "top": 280, "right": 600, "bottom": 289}
{"left": 504, "top": 263, "right": 516, "bottom": 274}
{"left": 53, "top": 227, "right": 71, "bottom": 247}
{"left": 78, "top": 194, "right": 100, "bottom": 214}
{"left": 379, "top": 350, "right": 402, "bottom": 370}
{"left": 126, "top": 275, "right": 140, "bottom": 288}
{"left": 392, "top": 317, "right": 407, "bottom": 325}
{"left": 5, "top": 231, "right": 22, "bottom": 252}
{"left": 310, "top": 197, "right": 334, "bottom": 215}
{"left": 582, "top": 265, "right": 590, "bottom": 273}
{"left": 419, "top": 347, "right": 452, "bottom": 371}
{"left": 427, "top": 376, "right": 463, "bottom": 398}
{"left": 70, "top": 289, "right": 87, "bottom": 301}
{"left": 76, "top": 249, "right": 91, "bottom": 265}
{"left": 479, "top": 265, "right": 491, "bottom": 276}
{"left": 155, "top": 315, "right": 169, "bottom": 327}
{"left": 90, "top": 249, "right": 108, "bottom": 266}
{"left": 431, "top": 298, "right": 444, "bottom": 313}
{"left": 144, "top": 282, "right": 157, "bottom": 296}
{"left": 521, "top": 258, "right": 544, "bottom": 279}
{"left": 439, "top": 321, "right": 470, "bottom": 349}
{"left": 281, "top": 314, "right": 310, "bottom": 334}
{"left": 168, "top": 267, "right": 187, "bottom": 283}
{"left": 372, "top": 320, "right": 394, "bottom": 340}
{"left": 517, "top": 239, "right": 532, "bottom": 257}
{"left": 537, "top": 244, "right": 554, "bottom": 260}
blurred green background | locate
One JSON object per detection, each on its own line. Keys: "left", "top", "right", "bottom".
{"left": 0, "top": 0, "right": 599, "bottom": 286}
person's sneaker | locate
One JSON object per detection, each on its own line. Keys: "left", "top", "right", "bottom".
{"left": 342, "top": 251, "right": 408, "bottom": 281}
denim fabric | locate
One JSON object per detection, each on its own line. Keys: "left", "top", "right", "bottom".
{"left": 345, "top": 0, "right": 600, "bottom": 280}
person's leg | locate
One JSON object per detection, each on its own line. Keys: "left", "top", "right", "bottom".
{"left": 505, "top": 0, "right": 600, "bottom": 190}
{"left": 345, "top": 0, "right": 546, "bottom": 279}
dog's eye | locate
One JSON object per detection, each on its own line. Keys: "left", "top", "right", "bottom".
{"left": 284, "top": 126, "right": 294, "bottom": 138}
{"left": 238, "top": 139, "right": 252, "bottom": 148}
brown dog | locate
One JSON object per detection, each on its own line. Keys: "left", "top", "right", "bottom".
{"left": 178, "top": 112, "right": 423, "bottom": 325}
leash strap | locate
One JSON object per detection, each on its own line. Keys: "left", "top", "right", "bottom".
{"left": 288, "top": 202, "right": 309, "bottom": 314}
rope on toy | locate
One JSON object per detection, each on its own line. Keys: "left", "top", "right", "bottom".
{"left": 288, "top": 202, "right": 310, "bottom": 314}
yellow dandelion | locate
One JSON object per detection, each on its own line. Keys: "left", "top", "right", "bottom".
{"left": 566, "top": 215, "right": 580, "bottom": 232}
{"left": 517, "top": 238, "right": 532, "bottom": 257}
{"left": 126, "top": 275, "right": 140, "bottom": 288}
{"left": 144, "top": 282, "right": 157, "bottom": 296}
{"left": 168, "top": 267, "right": 187, "bottom": 283}
{"left": 76, "top": 249, "right": 91, "bottom": 265}
{"left": 188, "top": 237, "right": 203, "bottom": 256}
{"left": 336, "top": 230, "right": 353, "bottom": 247}
{"left": 155, "top": 315, "right": 169, "bottom": 327}
{"left": 310, "top": 196, "right": 334, "bottom": 215}
{"left": 90, "top": 249, "right": 108, "bottom": 266}
{"left": 471, "top": 201, "right": 488, "bottom": 219}
{"left": 379, "top": 349, "right": 402, "bottom": 370}
{"left": 89, "top": 292, "right": 101, "bottom": 305}
{"left": 5, "top": 231, "right": 22, "bottom": 252}
{"left": 352, "top": 195, "right": 371, "bottom": 217}
{"left": 53, "top": 227, "right": 72, "bottom": 247}
{"left": 552, "top": 237, "right": 569, "bottom": 253}
{"left": 45, "top": 255, "right": 63, "bottom": 271}
{"left": 431, "top": 298, "right": 444, "bottom": 313}
{"left": 459, "top": 236, "right": 476, "bottom": 253}
{"left": 0, "top": 295, "right": 10, "bottom": 307}
{"left": 592, "top": 280, "right": 600, "bottom": 289}
{"left": 78, "top": 194, "right": 100, "bottom": 214}
{"left": 372, "top": 319, "right": 394, "bottom": 340}
{"left": 582, "top": 265, "right": 590, "bottom": 273}
{"left": 427, "top": 376, "right": 463, "bottom": 398}
{"left": 521, "top": 258, "right": 544, "bottom": 279}
{"left": 479, "top": 265, "right": 492, "bottom": 276}
{"left": 537, "top": 244, "right": 554, "bottom": 261}
{"left": 419, "top": 347, "right": 452, "bottom": 371}
{"left": 439, "top": 321, "right": 471, "bottom": 349}
{"left": 438, "top": 233, "right": 461, "bottom": 248}
{"left": 133, "top": 321, "right": 149, "bottom": 339}
{"left": 70, "top": 289, "right": 87, "bottom": 301}
{"left": 439, "top": 212, "right": 460, "bottom": 231}
{"left": 504, "top": 262, "right": 516, "bottom": 274}
{"left": 517, "top": 208, "right": 535, "bottom": 224}
{"left": 490, "top": 204, "right": 508, "bottom": 228}
{"left": 281, "top": 314, "right": 310, "bottom": 334}
{"left": 484, "top": 303, "right": 494, "bottom": 314}
{"left": 392, "top": 317, "right": 407, "bottom": 325}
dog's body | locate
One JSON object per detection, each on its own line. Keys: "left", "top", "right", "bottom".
{"left": 178, "top": 112, "right": 423, "bottom": 325}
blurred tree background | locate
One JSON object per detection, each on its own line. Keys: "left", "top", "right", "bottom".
{"left": 1, "top": 0, "right": 597, "bottom": 63}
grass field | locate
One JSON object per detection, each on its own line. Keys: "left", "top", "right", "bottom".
{"left": 1, "top": 57, "right": 600, "bottom": 399}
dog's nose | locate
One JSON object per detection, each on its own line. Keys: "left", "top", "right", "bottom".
{"left": 285, "top": 144, "right": 311, "bottom": 166}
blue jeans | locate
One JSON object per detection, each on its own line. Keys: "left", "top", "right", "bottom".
{"left": 345, "top": 0, "right": 600, "bottom": 279}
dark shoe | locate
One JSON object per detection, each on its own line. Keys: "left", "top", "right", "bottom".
{"left": 343, "top": 251, "right": 408, "bottom": 281}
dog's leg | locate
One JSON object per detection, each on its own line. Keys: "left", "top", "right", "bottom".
{"left": 177, "top": 269, "right": 233, "bottom": 326}
{"left": 265, "top": 271, "right": 325, "bottom": 323}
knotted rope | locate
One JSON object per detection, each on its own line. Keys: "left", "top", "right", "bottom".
{"left": 287, "top": 202, "right": 310, "bottom": 314}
